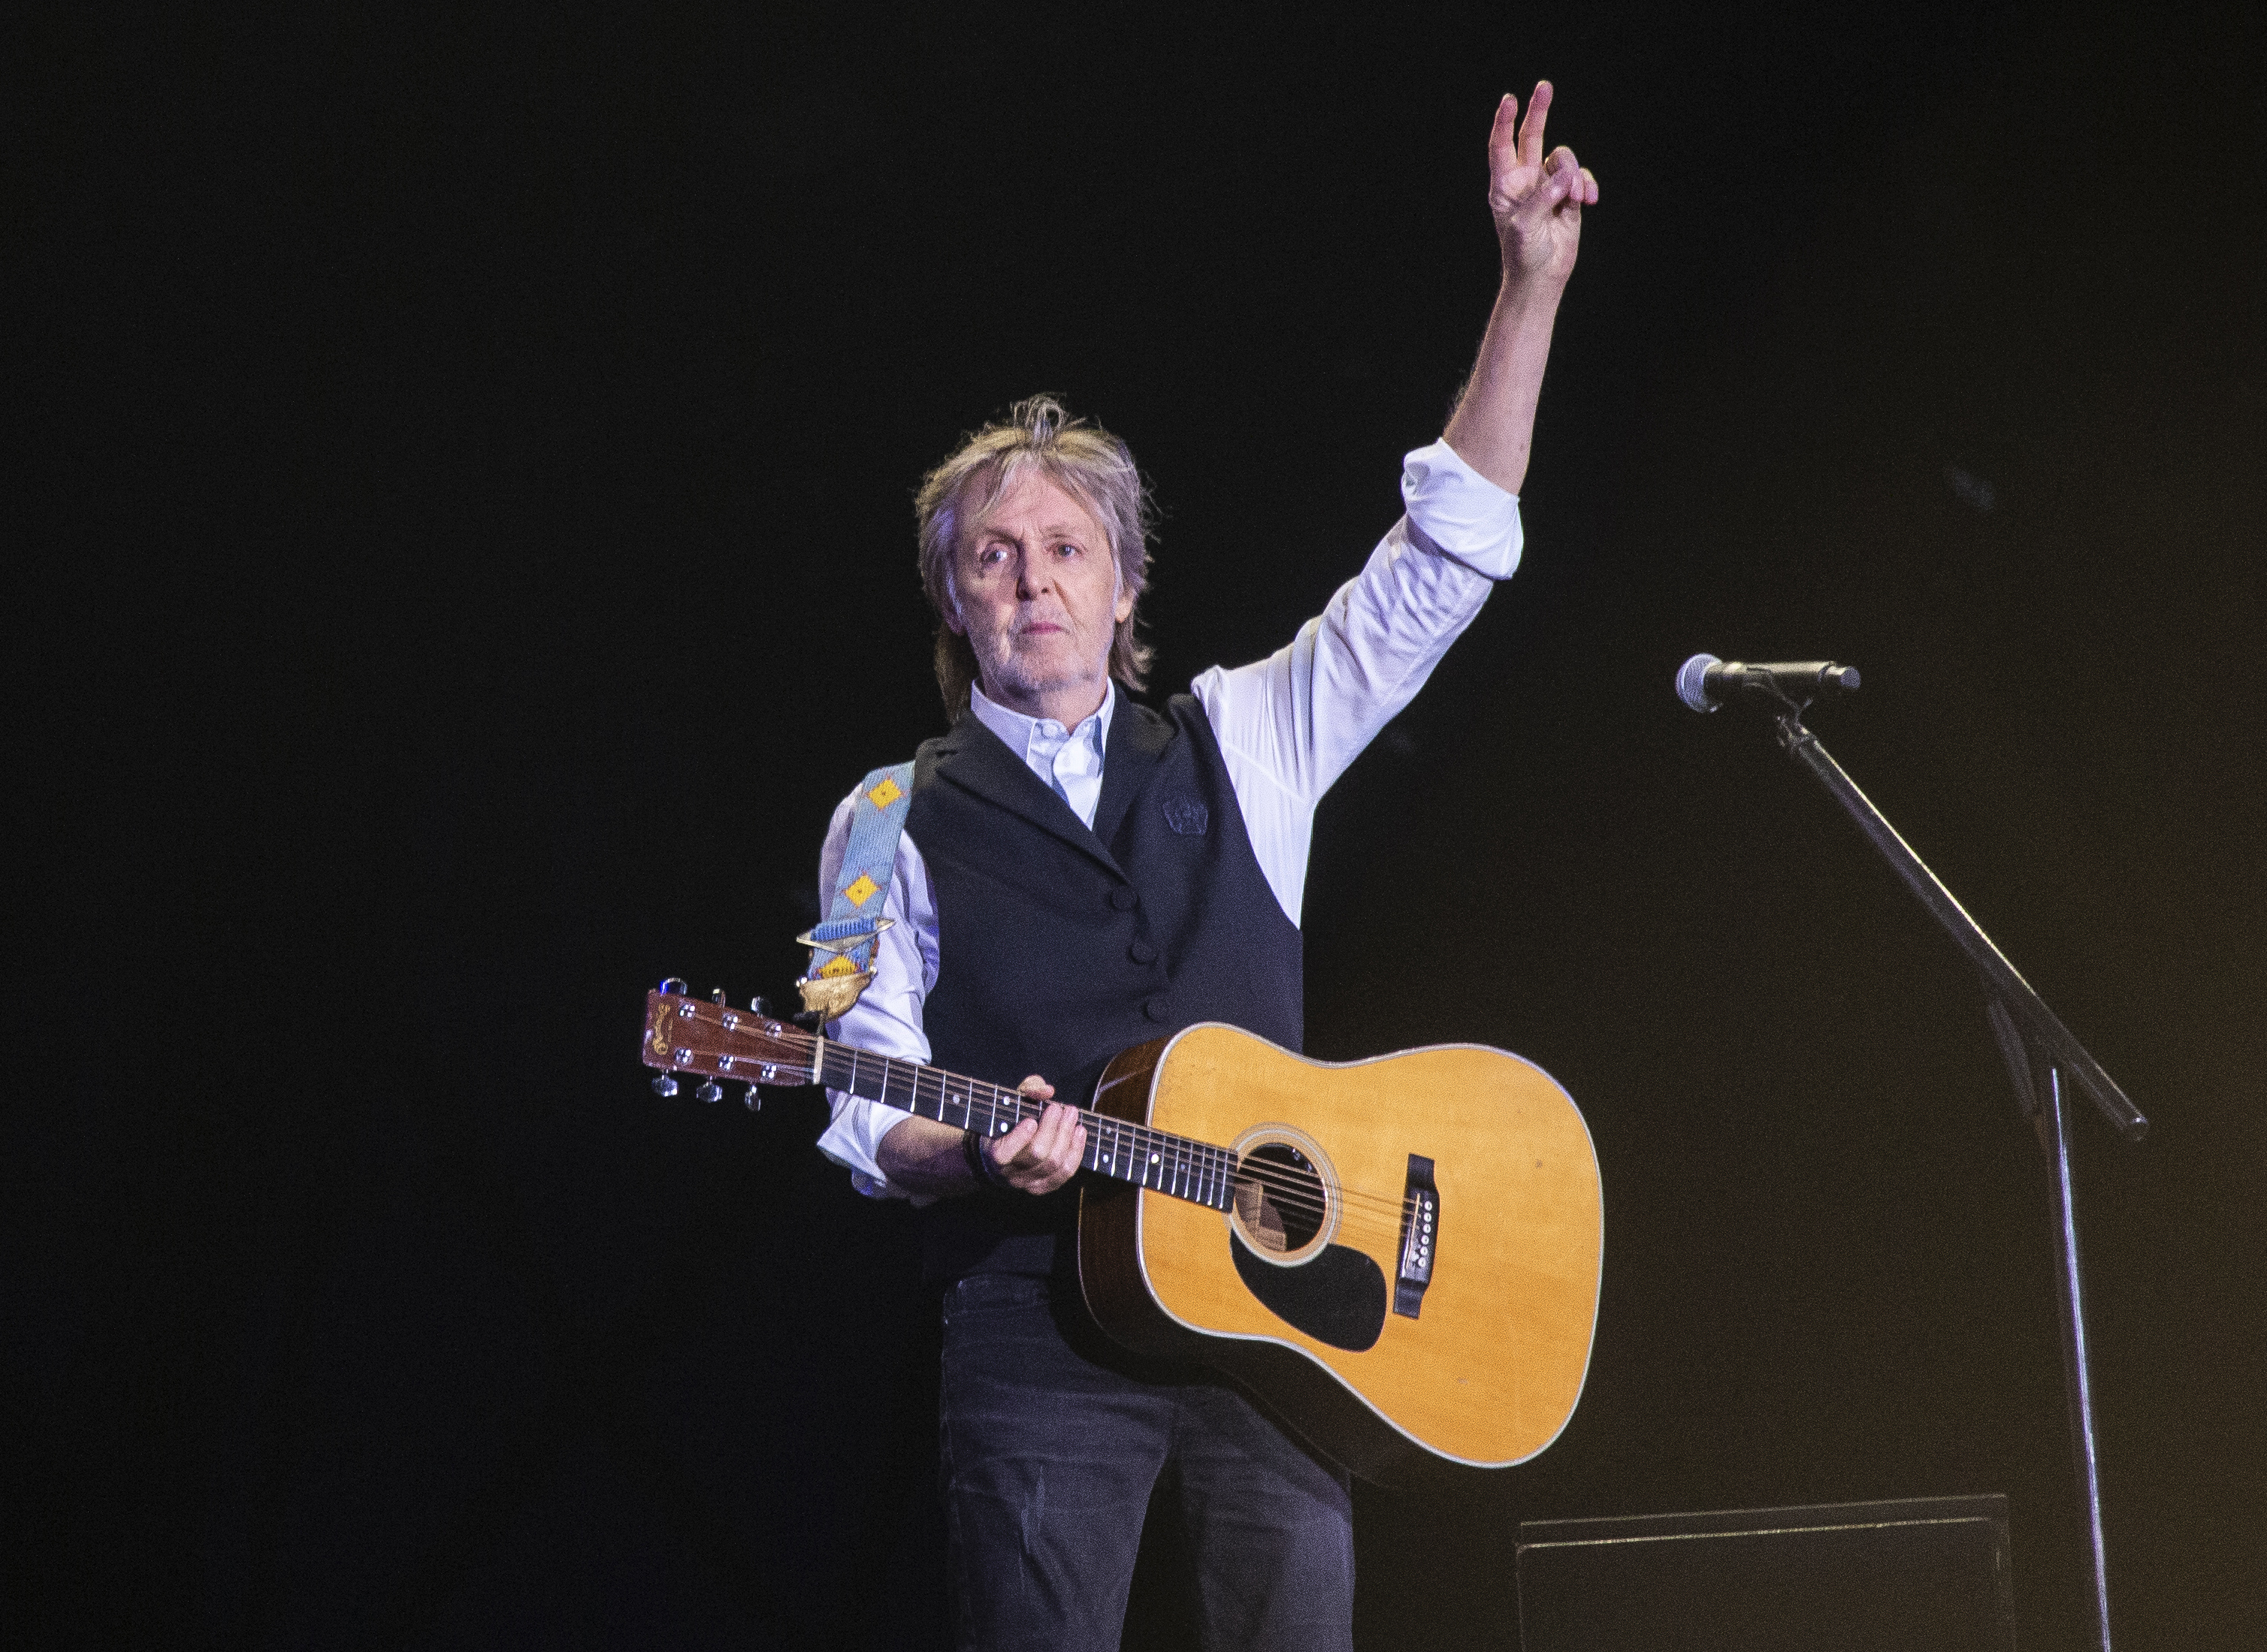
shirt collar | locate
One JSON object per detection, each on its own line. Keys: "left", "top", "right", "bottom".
{"left": 969, "top": 678, "right": 1116, "bottom": 761}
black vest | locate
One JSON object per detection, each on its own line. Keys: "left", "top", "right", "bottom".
{"left": 905, "top": 693, "right": 1304, "bottom": 1280}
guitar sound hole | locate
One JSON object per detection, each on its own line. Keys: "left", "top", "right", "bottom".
{"left": 1234, "top": 1142, "right": 1325, "bottom": 1255}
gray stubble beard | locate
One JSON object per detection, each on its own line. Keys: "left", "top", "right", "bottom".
{"left": 969, "top": 625, "right": 1111, "bottom": 712}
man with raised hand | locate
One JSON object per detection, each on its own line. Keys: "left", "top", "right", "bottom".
{"left": 815, "top": 83, "right": 1597, "bottom": 1652}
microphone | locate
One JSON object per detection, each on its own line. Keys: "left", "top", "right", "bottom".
{"left": 1676, "top": 654, "right": 1860, "bottom": 713}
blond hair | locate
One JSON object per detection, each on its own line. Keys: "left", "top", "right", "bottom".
{"left": 914, "top": 395, "right": 1156, "bottom": 720}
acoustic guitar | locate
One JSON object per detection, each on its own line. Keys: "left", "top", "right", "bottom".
{"left": 641, "top": 984, "right": 1602, "bottom": 1481}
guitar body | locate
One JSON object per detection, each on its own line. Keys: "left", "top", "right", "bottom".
{"left": 636, "top": 985, "right": 1600, "bottom": 1481}
{"left": 1078, "top": 1023, "right": 1603, "bottom": 1483}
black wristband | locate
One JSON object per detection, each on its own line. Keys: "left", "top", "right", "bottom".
{"left": 963, "top": 1128, "right": 1012, "bottom": 1192}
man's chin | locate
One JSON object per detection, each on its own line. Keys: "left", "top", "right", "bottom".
{"left": 983, "top": 650, "right": 1107, "bottom": 707}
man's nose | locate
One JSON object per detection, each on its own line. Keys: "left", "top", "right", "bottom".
{"left": 1015, "top": 551, "right": 1051, "bottom": 598}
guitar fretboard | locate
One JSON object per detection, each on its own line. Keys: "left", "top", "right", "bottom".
{"left": 815, "top": 1040, "right": 1239, "bottom": 1211}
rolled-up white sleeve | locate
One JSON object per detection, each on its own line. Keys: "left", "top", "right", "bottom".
{"left": 810, "top": 790, "right": 942, "bottom": 1202}
{"left": 1192, "top": 437, "right": 1521, "bottom": 926}
{"left": 1398, "top": 436, "right": 1522, "bottom": 575}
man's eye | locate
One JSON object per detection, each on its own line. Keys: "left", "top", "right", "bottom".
{"left": 1055, "top": 542, "right": 1081, "bottom": 557}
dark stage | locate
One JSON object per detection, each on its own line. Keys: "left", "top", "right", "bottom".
{"left": 15, "top": 4, "right": 2265, "bottom": 1647}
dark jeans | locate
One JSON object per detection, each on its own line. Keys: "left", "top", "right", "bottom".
{"left": 938, "top": 1272, "right": 1354, "bottom": 1652}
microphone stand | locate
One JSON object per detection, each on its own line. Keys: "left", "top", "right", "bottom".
{"left": 1749, "top": 693, "right": 2146, "bottom": 1652}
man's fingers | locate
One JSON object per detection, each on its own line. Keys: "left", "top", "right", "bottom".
{"left": 1017, "top": 1074, "right": 1055, "bottom": 1100}
{"left": 1531, "top": 148, "right": 1592, "bottom": 213}
{"left": 1026, "top": 1102, "right": 1068, "bottom": 1163}
{"left": 1516, "top": 80, "right": 1552, "bottom": 169}
{"left": 989, "top": 1117, "right": 1038, "bottom": 1164}
{"left": 1490, "top": 91, "right": 1521, "bottom": 160}
{"left": 994, "top": 1104, "right": 1086, "bottom": 1193}
{"left": 1012, "top": 1101, "right": 1075, "bottom": 1165}
{"left": 1044, "top": 1121, "right": 1088, "bottom": 1186}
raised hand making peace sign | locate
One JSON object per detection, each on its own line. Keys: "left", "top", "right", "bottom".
{"left": 1488, "top": 80, "right": 1598, "bottom": 288}
{"left": 1439, "top": 80, "right": 1600, "bottom": 496}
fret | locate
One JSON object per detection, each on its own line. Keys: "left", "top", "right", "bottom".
{"left": 807, "top": 1031, "right": 1238, "bottom": 1210}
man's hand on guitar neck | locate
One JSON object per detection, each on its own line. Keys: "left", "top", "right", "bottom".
{"left": 873, "top": 1076, "right": 1089, "bottom": 1200}
{"left": 980, "top": 1079, "right": 1090, "bottom": 1194}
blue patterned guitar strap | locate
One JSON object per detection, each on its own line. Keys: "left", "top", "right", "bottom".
{"left": 796, "top": 761, "right": 916, "bottom": 1024}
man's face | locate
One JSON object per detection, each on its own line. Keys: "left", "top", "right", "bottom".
{"left": 947, "top": 471, "right": 1132, "bottom": 720}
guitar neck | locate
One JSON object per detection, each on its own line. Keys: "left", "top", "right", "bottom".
{"left": 642, "top": 989, "right": 1239, "bottom": 1210}
{"left": 812, "top": 1037, "right": 1240, "bottom": 1210}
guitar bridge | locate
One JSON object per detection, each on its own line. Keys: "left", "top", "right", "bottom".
{"left": 1393, "top": 1154, "right": 1438, "bottom": 1318}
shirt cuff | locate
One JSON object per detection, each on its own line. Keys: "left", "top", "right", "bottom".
{"left": 1401, "top": 437, "right": 1523, "bottom": 578}
{"left": 817, "top": 1094, "right": 932, "bottom": 1205}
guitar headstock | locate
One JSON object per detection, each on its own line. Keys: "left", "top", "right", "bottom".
{"left": 642, "top": 983, "right": 814, "bottom": 1099}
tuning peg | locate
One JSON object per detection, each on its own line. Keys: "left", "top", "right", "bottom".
{"left": 651, "top": 1073, "right": 679, "bottom": 1097}
{"left": 750, "top": 996, "right": 772, "bottom": 1016}
{"left": 659, "top": 977, "right": 688, "bottom": 996}
{"left": 709, "top": 986, "right": 727, "bottom": 1004}
{"left": 744, "top": 1085, "right": 762, "bottom": 1112}
{"left": 694, "top": 1077, "right": 723, "bottom": 1104}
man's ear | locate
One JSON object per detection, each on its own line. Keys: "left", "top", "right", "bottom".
{"left": 1113, "top": 587, "right": 1135, "bottom": 626}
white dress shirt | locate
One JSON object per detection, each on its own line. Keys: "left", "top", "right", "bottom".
{"left": 815, "top": 438, "right": 1522, "bottom": 1198}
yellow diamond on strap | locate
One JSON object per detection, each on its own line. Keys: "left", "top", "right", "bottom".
{"left": 842, "top": 871, "right": 880, "bottom": 908}
{"left": 866, "top": 775, "right": 905, "bottom": 810}
{"left": 818, "top": 953, "right": 858, "bottom": 978}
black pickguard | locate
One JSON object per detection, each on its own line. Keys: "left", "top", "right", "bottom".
{"left": 1229, "top": 1232, "right": 1388, "bottom": 1351}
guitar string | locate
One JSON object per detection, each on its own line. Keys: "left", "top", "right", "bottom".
{"left": 893, "top": 1058, "right": 1416, "bottom": 1224}
{"left": 676, "top": 1033, "right": 1424, "bottom": 1241}
{"left": 734, "top": 1042, "right": 1418, "bottom": 1228}
{"left": 698, "top": 1022, "right": 1421, "bottom": 1226}
{"left": 852, "top": 1038, "right": 1425, "bottom": 1222}
{"left": 672, "top": 1011, "right": 1425, "bottom": 1222}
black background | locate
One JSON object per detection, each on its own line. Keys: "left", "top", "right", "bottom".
{"left": 15, "top": 3, "right": 2265, "bottom": 1647}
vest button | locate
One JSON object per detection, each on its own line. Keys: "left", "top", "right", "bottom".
{"left": 1129, "top": 941, "right": 1157, "bottom": 965}
{"left": 1109, "top": 887, "right": 1138, "bottom": 911}
{"left": 1142, "top": 996, "right": 1167, "bottom": 1021}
